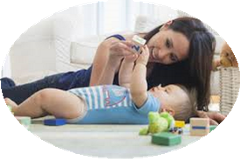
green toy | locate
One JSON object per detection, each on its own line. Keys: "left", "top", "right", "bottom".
{"left": 159, "top": 112, "right": 175, "bottom": 129}
{"left": 210, "top": 125, "right": 217, "bottom": 132}
{"left": 7, "top": 105, "right": 12, "bottom": 112}
{"left": 152, "top": 132, "right": 181, "bottom": 146}
{"left": 139, "top": 112, "right": 175, "bottom": 135}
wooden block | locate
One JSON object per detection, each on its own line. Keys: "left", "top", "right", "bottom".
{"left": 15, "top": 116, "right": 31, "bottom": 125}
{"left": 132, "top": 35, "right": 146, "bottom": 53}
{"left": 152, "top": 132, "right": 181, "bottom": 146}
{"left": 44, "top": 118, "right": 66, "bottom": 126}
{"left": 15, "top": 116, "right": 31, "bottom": 129}
{"left": 190, "top": 118, "right": 210, "bottom": 136}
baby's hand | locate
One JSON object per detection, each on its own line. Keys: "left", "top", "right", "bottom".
{"left": 124, "top": 53, "right": 139, "bottom": 63}
{"left": 136, "top": 45, "right": 149, "bottom": 66}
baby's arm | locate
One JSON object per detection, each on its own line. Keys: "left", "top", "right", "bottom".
{"left": 119, "top": 54, "right": 138, "bottom": 88}
{"left": 130, "top": 45, "right": 149, "bottom": 108}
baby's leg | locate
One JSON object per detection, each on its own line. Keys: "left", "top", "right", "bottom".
{"left": 6, "top": 88, "right": 85, "bottom": 119}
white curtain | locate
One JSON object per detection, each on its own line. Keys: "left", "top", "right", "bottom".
{"left": 98, "top": 0, "right": 178, "bottom": 35}
{"left": 4, "top": 1, "right": 180, "bottom": 78}
{"left": 1, "top": 54, "right": 11, "bottom": 77}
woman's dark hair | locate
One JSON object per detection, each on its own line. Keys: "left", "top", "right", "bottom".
{"left": 144, "top": 17, "right": 216, "bottom": 111}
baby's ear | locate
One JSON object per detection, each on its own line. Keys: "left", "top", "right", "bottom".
{"left": 162, "top": 106, "right": 175, "bottom": 116}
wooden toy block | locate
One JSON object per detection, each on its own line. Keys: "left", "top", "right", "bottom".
{"left": 190, "top": 118, "right": 210, "bottom": 136}
{"left": 175, "top": 121, "right": 185, "bottom": 128}
{"left": 7, "top": 105, "right": 14, "bottom": 115}
{"left": 15, "top": 116, "right": 31, "bottom": 129}
{"left": 132, "top": 35, "right": 146, "bottom": 53}
{"left": 44, "top": 118, "right": 66, "bottom": 126}
{"left": 152, "top": 132, "right": 181, "bottom": 146}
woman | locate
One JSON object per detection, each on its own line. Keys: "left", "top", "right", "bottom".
{"left": 1, "top": 17, "right": 224, "bottom": 124}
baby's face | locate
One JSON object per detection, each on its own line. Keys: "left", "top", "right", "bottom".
{"left": 149, "top": 85, "right": 188, "bottom": 108}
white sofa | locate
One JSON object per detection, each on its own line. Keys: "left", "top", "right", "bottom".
{"left": 8, "top": 15, "right": 224, "bottom": 95}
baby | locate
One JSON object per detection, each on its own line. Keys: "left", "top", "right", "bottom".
{"left": 5, "top": 45, "right": 195, "bottom": 124}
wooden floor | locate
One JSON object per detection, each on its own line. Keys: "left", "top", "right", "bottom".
{"left": 29, "top": 117, "right": 201, "bottom": 158}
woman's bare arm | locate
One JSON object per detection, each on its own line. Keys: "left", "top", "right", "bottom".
{"left": 119, "top": 54, "right": 138, "bottom": 88}
{"left": 90, "top": 38, "right": 136, "bottom": 86}
{"left": 90, "top": 38, "right": 120, "bottom": 86}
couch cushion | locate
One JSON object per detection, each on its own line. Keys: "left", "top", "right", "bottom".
{"left": 70, "top": 41, "right": 99, "bottom": 65}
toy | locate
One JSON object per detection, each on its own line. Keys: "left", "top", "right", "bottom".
{"left": 220, "top": 42, "right": 238, "bottom": 67}
{"left": 132, "top": 35, "right": 146, "bottom": 53}
{"left": 175, "top": 120, "right": 185, "bottom": 128}
{"left": 212, "top": 42, "right": 238, "bottom": 71}
{"left": 7, "top": 104, "right": 30, "bottom": 129}
{"left": 190, "top": 118, "right": 210, "bottom": 136}
{"left": 139, "top": 112, "right": 175, "bottom": 135}
{"left": 7, "top": 105, "right": 14, "bottom": 115}
{"left": 169, "top": 120, "right": 185, "bottom": 134}
{"left": 152, "top": 132, "right": 181, "bottom": 146}
{"left": 15, "top": 116, "right": 31, "bottom": 129}
{"left": 44, "top": 118, "right": 66, "bottom": 126}
{"left": 210, "top": 125, "right": 217, "bottom": 132}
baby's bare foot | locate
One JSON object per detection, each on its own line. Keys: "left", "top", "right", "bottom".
{"left": 4, "top": 98, "right": 18, "bottom": 112}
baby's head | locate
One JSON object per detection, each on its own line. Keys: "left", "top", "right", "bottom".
{"left": 149, "top": 84, "right": 195, "bottom": 121}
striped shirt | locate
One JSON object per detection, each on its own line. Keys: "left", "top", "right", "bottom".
{"left": 68, "top": 85, "right": 160, "bottom": 124}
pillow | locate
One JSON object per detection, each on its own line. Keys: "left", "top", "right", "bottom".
{"left": 70, "top": 42, "right": 98, "bottom": 65}
{"left": 70, "top": 32, "right": 132, "bottom": 65}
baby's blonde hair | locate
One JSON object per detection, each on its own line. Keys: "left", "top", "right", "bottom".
{"left": 172, "top": 85, "right": 197, "bottom": 121}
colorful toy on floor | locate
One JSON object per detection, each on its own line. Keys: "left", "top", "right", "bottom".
{"left": 15, "top": 116, "right": 31, "bottom": 129}
{"left": 190, "top": 118, "right": 210, "bottom": 136}
{"left": 152, "top": 132, "right": 182, "bottom": 146}
{"left": 210, "top": 125, "right": 217, "bottom": 132}
{"left": 139, "top": 112, "right": 175, "bottom": 135}
{"left": 44, "top": 118, "right": 66, "bottom": 126}
{"left": 132, "top": 35, "right": 146, "bottom": 53}
{"left": 169, "top": 120, "right": 185, "bottom": 134}
{"left": 7, "top": 105, "right": 14, "bottom": 115}
{"left": 6, "top": 104, "right": 30, "bottom": 129}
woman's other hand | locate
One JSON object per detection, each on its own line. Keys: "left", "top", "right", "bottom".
{"left": 197, "top": 111, "right": 226, "bottom": 125}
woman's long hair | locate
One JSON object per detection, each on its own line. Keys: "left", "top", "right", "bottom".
{"left": 144, "top": 17, "right": 216, "bottom": 111}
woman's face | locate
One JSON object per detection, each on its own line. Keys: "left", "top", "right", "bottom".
{"left": 147, "top": 27, "right": 190, "bottom": 64}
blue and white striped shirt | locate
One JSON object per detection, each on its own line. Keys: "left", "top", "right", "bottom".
{"left": 68, "top": 85, "right": 160, "bottom": 124}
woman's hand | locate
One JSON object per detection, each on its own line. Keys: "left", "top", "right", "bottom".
{"left": 197, "top": 111, "right": 226, "bottom": 125}
{"left": 108, "top": 41, "right": 136, "bottom": 68}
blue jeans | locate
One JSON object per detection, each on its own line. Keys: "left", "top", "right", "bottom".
{"left": 1, "top": 67, "right": 92, "bottom": 104}
{"left": 1, "top": 73, "right": 67, "bottom": 104}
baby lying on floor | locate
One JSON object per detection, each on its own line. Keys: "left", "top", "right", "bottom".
{"left": 5, "top": 45, "right": 196, "bottom": 124}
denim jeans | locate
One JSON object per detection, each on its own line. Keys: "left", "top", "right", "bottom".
{"left": 2, "top": 73, "right": 67, "bottom": 104}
